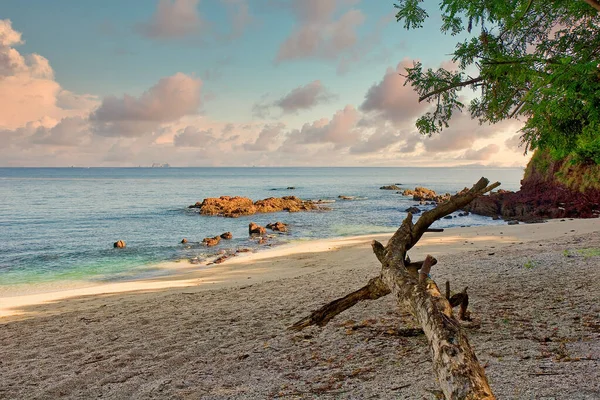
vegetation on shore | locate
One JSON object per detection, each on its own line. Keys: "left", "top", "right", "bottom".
{"left": 394, "top": 0, "right": 600, "bottom": 166}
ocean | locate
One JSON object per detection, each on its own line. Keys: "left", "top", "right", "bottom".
{"left": 0, "top": 167, "right": 524, "bottom": 289}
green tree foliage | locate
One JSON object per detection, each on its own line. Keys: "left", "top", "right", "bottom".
{"left": 395, "top": 0, "right": 600, "bottom": 163}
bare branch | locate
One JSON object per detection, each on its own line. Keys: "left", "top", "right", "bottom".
{"left": 419, "top": 77, "right": 484, "bottom": 102}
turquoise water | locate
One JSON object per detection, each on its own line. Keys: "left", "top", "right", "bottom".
{"left": 0, "top": 167, "right": 524, "bottom": 286}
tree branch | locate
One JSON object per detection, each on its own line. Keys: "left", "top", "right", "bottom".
{"left": 419, "top": 77, "right": 484, "bottom": 102}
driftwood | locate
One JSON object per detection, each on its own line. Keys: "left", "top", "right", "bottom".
{"left": 290, "top": 177, "right": 499, "bottom": 399}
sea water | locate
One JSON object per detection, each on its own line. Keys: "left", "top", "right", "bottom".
{"left": 0, "top": 167, "right": 523, "bottom": 287}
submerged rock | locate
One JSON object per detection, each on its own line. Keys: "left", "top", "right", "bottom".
{"left": 249, "top": 222, "right": 266, "bottom": 236}
{"left": 113, "top": 240, "right": 126, "bottom": 249}
{"left": 405, "top": 206, "right": 421, "bottom": 214}
{"left": 220, "top": 232, "right": 233, "bottom": 240}
{"left": 338, "top": 195, "right": 355, "bottom": 200}
{"left": 193, "top": 196, "right": 317, "bottom": 218}
{"left": 266, "top": 222, "right": 288, "bottom": 232}
{"left": 181, "top": 238, "right": 188, "bottom": 244}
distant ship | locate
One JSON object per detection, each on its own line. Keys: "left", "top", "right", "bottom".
{"left": 151, "top": 163, "right": 170, "bottom": 168}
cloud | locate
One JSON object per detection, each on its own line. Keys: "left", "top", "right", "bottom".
{"left": 173, "top": 126, "right": 216, "bottom": 147}
{"left": 276, "top": 0, "right": 365, "bottom": 63}
{"left": 275, "top": 80, "right": 334, "bottom": 113}
{"left": 505, "top": 133, "right": 524, "bottom": 152}
{"left": 0, "top": 20, "right": 98, "bottom": 130}
{"left": 462, "top": 144, "right": 500, "bottom": 160}
{"left": 220, "top": 0, "right": 254, "bottom": 40}
{"left": 29, "top": 117, "right": 90, "bottom": 146}
{"left": 90, "top": 73, "right": 202, "bottom": 137}
{"left": 244, "top": 123, "right": 285, "bottom": 151}
{"left": 360, "top": 59, "right": 427, "bottom": 125}
{"left": 349, "top": 125, "right": 403, "bottom": 154}
{"left": 137, "top": 0, "right": 203, "bottom": 40}
{"left": 281, "top": 105, "right": 360, "bottom": 150}
{"left": 253, "top": 80, "right": 335, "bottom": 117}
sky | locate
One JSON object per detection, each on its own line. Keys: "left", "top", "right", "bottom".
{"left": 0, "top": 0, "right": 530, "bottom": 167}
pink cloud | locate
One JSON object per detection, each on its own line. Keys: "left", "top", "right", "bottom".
{"left": 244, "top": 123, "right": 285, "bottom": 151}
{"left": 462, "top": 144, "right": 500, "bottom": 160}
{"left": 137, "top": 0, "right": 203, "bottom": 39}
{"left": 173, "top": 126, "right": 216, "bottom": 147}
{"left": 360, "top": 59, "right": 427, "bottom": 125}
{"left": 90, "top": 73, "right": 202, "bottom": 137}
{"left": 275, "top": 80, "right": 334, "bottom": 113}
{"left": 0, "top": 20, "right": 98, "bottom": 130}
{"left": 276, "top": 0, "right": 365, "bottom": 62}
{"left": 282, "top": 105, "right": 360, "bottom": 150}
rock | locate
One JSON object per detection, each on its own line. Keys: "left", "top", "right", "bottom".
{"left": 402, "top": 187, "right": 451, "bottom": 202}
{"left": 338, "top": 195, "right": 355, "bottom": 200}
{"left": 380, "top": 185, "right": 402, "bottom": 190}
{"left": 258, "top": 237, "right": 268, "bottom": 245}
{"left": 181, "top": 238, "right": 188, "bottom": 244}
{"left": 220, "top": 232, "right": 233, "bottom": 240}
{"left": 193, "top": 195, "right": 317, "bottom": 218}
{"left": 202, "top": 236, "right": 221, "bottom": 247}
{"left": 213, "top": 254, "right": 234, "bottom": 264}
{"left": 286, "top": 187, "right": 296, "bottom": 190}
{"left": 443, "top": 215, "right": 453, "bottom": 219}
{"left": 507, "top": 220, "right": 519, "bottom": 225}
{"left": 249, "top": 222, "right": 266, "bottom": 236}
{"left": 113, "top": 240, "right": 126, "bottom": 249}
{"left": 188, "top": 202, "right": 202, "bottom": 209}
{"left": 266, "top": 222, "right": 288, "bottom": 232}
{"left": 236, "top": 248, "right": 252, "bottom": 253}
{"left": 405, "top": 206, "right": 421, "bottom": 214}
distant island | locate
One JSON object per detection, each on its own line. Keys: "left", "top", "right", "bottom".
{"left": 151, "top": 163, "right": 170, "bottom": 168}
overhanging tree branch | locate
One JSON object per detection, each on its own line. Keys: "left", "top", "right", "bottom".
{"left": 418, "top": 77, "right": 484, "bottom": 102}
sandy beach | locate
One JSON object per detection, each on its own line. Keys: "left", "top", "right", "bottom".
{"left": 1, "top": 218, "right": 599, "bottom": 399}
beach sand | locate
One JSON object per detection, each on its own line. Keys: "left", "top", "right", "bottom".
{"left": 1, "top": 218, "right": 599, "bottom": 399}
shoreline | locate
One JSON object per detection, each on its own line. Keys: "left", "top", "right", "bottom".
{"left": 1, "top": 217, "right": 598, "bottom": 320}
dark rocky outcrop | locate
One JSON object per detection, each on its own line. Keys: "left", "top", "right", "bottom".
{"left": 113, "top": 240, "right": 126, "bottom": 249}
{"left": 287, "top": 187, "right": 296, "bottom": 190}
{"left": 181, "top": 238, "right": 188, "bottom": 244}
{"left": 220, "top": 232, "right": 233, "bottom": 240}
{"left": 249, "top": 222, "right": 266, "bottom": 236}
{"left": 338, "top": 195, "right": 355, "bottom": 200}
{"left": 266, "top": 222, "right": 288, "bottom": 232}
{"left": 191, "top": 196, "right": 318, "bottom": 218}
{"left": 202, "top": 236, "right": 221, "bottom": 247}
{"left": 380, "top": 185, "right": 402, "bottom": 190}
{"left": 463, "top": 151, "right": 600, "bottom": 221}
{"left": 405, "top": 206, "right": 421, "bottom": 214}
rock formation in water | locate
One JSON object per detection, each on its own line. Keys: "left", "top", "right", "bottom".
{"left": 190, "top": 196, "right": 317, "bottom": 218}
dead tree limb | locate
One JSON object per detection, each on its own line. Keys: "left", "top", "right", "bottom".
{"left": 290, "top": 177, "right": 499, "bottom": 399}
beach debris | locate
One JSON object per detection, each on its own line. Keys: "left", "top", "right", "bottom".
{"left": 266, "top": 222, "right": 288, "bottom": 232}
{"left": 113, "top": 240, "right": 126, "bottom": 249}
{"left": 202, "top": 236, "right": 221, "bottom": 247}
{"left": 181, "top": 238, "right": 188, "bottom": 244}
{"left": 401, "top": 187, "right": 451, "bottom": 203}
{"left": 249, "top": 222, "right": 266, "bottom": 236}
{"left": 405, "top": 206, "right": 421, "bottom": 214}
{"left": 380, "top": 185, "right": 402, "bottom": 190}
{"left": 190, "top": 196, "right": 318, "bottom": 218}
{"left": 338, "top": 195, "right": 355, "bottom": 200}
{"left": 220, "top": 232, "right": 233, "bottom": 239}
{"left": 290, "top": 177, "right": 500, "bottom": 399}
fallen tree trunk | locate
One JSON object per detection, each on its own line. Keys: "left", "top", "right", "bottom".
{"left": 290, "top": 177, "right": 499, "bottom": 399}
